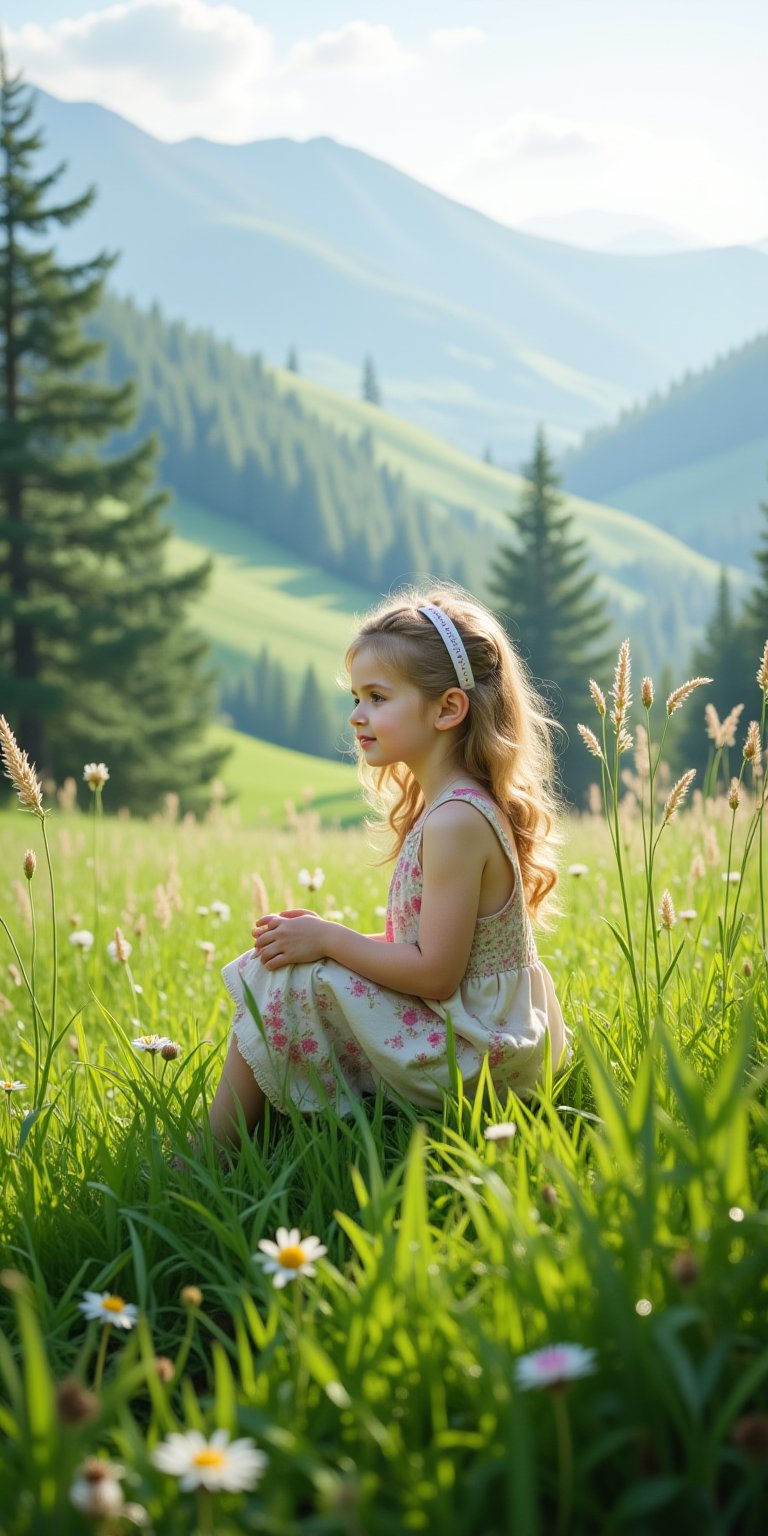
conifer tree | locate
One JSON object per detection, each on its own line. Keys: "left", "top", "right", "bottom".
{"left": 488, "top": 427, "right": 613, "bottom": 801}
{"left": 291, "top": 664, "right": 337, "bottom": 758}
{"left": 361, "top": 355, "right": 382, "bottom": 406}
{"left": 744, "top": 475, "right": 768, "bottom": 661}
{"left": 0, "top": 57, "right": 225, "bottom": 810}
{"left": 285, "top": 346, "right": 300, "bottom": 374}
{"left": 675, "top": 568, "right": 747, "bottom": 780}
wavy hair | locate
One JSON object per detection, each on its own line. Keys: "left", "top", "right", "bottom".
{"left": 345, "top": 582, "right": 562, "bottom": 922}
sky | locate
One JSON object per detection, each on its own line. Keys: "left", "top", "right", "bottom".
{"left": 4, "top": 0, "right": 767, "bottom": 247}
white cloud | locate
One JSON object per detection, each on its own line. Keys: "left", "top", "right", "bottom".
{"left": 473, "top": 113, "right": 597, "bottom": 163}
{"left": 430, "top": 28, "right": 486, "bottom": 51}
{"left": 285, "top": 21, "right": 415, "bottom": 78}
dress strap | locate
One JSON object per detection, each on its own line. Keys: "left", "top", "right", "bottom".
{"left": 419, "top": 786, "right": 523, "bottom": 882}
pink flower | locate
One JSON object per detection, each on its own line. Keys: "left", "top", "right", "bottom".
{"left": 427, "top": 1031, "right": 444, "bottom": 1046}
{"left": 385, "top": 1034, "right": 404, "bottom": 1050}
{"left": 515, "top": 1344, "right": 597, "bottom": 1391}
{"left": 345, "top": 1040, "right": 361, "bottom": 1056}
{"left": 350, "top": 979, "right": 367, "bottom": 997}
{"left": 288, "top": 1042, "right": 303, "bottom": 1063}
{"left": 402, "top": 1008, "right": 419, "bottom": 1027}
{"left": 300, "top": 1037, "right": 318, "bottom": 1055}
{"left": 271, "top": 1033, "right": 288, "bottom": 1051}
{"left": 411, "top": 897, "right": 422, "bottom": 913}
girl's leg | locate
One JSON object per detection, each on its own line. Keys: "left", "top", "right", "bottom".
{"left": 208, "top": 1036, "right": 266, "bottom": 1153}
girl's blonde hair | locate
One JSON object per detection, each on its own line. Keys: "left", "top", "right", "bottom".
{"left": 345, "top": 582, "right": 562, "bottom": 922}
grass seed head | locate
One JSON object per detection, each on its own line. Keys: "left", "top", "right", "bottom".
{"left": 717, "top": 703, "right": 744, "bottom": 749}
{"left": 728, "top": 777, "right": 741, "bottom": 810}
{"left": 659, "top": 889, "right": 676, "bottom": 928}
{"left": 577, "top": 724, "right": 603, "bottom": 760}
{"left": 641, "top": 676, "right": 654, "bottom": 708}
{"left": 666, "top": 676, "right": 712, "bottom": 717}
{"left": 743, "top": 720, "right": 760, "bottom": 761}
{"left": 0, "top": 716, "right": 44, "bottom": 816}
{"left": 663, "top": 768, "right": 696, "bottom": 823}
{"left": 23, "top": 849, "right": 36, "bottom": 880}
{"left": 757, "top": 640, "right": 768, "bottom": 694}
{"left": 588, "top": 679, "right": 606, "bottom": 717}
{"left": 611, "top": 640, "right": 631, "bottom": 731}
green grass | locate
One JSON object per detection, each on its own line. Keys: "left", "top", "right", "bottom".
{"left": 0, "top": 656, "right": 766, "bottom": 1533}
{"left": 211, "top": 725, "right": 361, "bottom": 826}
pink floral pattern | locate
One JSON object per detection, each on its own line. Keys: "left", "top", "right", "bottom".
{"left": 221, "top": 785, "right": 570, "bottom": 1117}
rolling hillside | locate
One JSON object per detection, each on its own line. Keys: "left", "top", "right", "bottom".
{"left": 562, "top": 332, "right": 768, "bottom": 568}
{"left": 211, "top": 726, "right": 360, "bottom": 826}
{"left": 32, "top": 87, "right": 768, "bottom": 461}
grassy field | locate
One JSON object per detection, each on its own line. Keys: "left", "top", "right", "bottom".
{"left": 1, "top": 654, "right": 767, "bottom": 1533}
{"left": 209, "top": 726, "right": 360, "bottom": 826}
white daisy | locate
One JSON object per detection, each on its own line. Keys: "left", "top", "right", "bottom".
{"left": 79, "top": 1291, "right": 138, "bottom": 1330}
{"left": 131, "top": 1034, "right": 171, "bottom": 1054}
{"left": 83, "top": 762, "right": 110, "bottom": 791}
{"left": 679, "top": 909, "right": 698, "bottom": 923}
{"left": 151, "top": 1429, "right": 266, "bottom": 1492}
{"left": 484, "top": 1121, "right": 517, "bottom": 1141}
{"left": 298, "top": 867, "right": 325, "bottom": 892}
{"left": 567, "top": 864, "right": 589, "bottom": 878}
{"left": 255, "top": 1226, "right": 327, "bottom": 1288}
{"left": 515, "top": 1343, "right": 597, "bottom": 1391}
{"left": 210, "top": 900, "right": 231, "bottom": 923}
{"left": 1, "top": 1079, "right": 25, "bottom": 1094}
{"left": 69, "top": 930, "right": 95, "bottom": 951}
{"left": 70, "top": 1458, "right": 125, "bottom": 1519}
{"left": 722, "top": 871, "right": 741, "bottom": 884}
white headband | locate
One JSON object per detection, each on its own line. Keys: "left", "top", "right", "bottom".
{"left": 418, "top": 605, "right": 475, "bottom": 691}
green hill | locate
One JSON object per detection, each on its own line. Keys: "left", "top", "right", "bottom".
{"left": 212, "top": 725, "right": 360, "bottom": 826}
{"left": 562, "top": 332, "right": 768, "bottom": 569}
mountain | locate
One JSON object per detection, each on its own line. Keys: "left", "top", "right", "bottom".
{"left": 561, "top": 332, "right": 768, "bottom": 569}
{"left": 32, "top": 87, "right": 768, "bottom": 463}
{"left": 514, "top": 210, "right": 706, "bottom": 254}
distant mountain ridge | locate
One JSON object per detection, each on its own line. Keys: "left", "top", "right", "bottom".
{"left": 32, "top": 86, "right": 768, "bottom": 462}
{"left": 561, "top": 331, "right": 768, "bottom": 569}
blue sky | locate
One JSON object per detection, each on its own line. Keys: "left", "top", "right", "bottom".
{"left": 5, "top": 1, "right": 766, "bottom": 244}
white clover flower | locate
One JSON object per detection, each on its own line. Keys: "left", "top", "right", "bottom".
{"left": 298, "top": 867, "right": 325, "bottom": 892}
{"left": 131, "top": 1034, "right": 171, "bottom": 1055}
{"left": 83, "top": 762, "right": 110, "bottom": 791}
{"left": 210, "top": 900, "right": 231, "bottom": 923}
{"left": 106, "top": 937, "right": 133, "bottom": 962}
{"left": 722, "top": 871, "right": 741, "bottom": 885}
{"left": 197, "top": 940, "right": 216, "bottom": 965}
{"left": 255, "top": 1226, "right": 327, "bottom": 1288}
{"left": 484, "top": 1121, "right": 517, "bottom": 1141}
{"left": 515, "top": 1343, "right": 597, "bottom": 1391}
{"left": 567, "top": 864, "right": 589, "bottom": 878}
{"left": 679, "top": 909, "right": 698, "bottom": 924}
{"left": 1, "top": 1079, "right": 25, "bottom": 1094}
{"left": 79, "top": 1291, "right": 138, "bottom": 1330}
{"left": 151, "top": 1429, "right": 267, "bottom": 1492}
{"left": 69, "top": 929, "right": 95, "bottom": 951}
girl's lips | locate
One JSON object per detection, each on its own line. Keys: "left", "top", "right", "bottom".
{"left": 358, "top": 736, "right": 375, "bottom": 746}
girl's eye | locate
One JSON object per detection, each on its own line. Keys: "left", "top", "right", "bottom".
{"left": 371, "top": 693, "right": 383, "bottom": 703}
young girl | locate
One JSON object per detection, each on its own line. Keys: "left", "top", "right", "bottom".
{"left": 212, "top": 586, "right": 570, "bottom": 1150}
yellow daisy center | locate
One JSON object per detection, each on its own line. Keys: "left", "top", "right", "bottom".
{"left": 278, "top": 1245, "right": 307, "bottom": 1269}
{"left": 193, "top": 1449, "right": 227, "bottom": 1468}
{"left": 2, "top": 1082, "right": 13, "bottom": 1092}
{"left": 101, "top": 1296, "right": 125, "bottom": 1313}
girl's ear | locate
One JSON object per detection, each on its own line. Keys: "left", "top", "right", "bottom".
{"left": 435, "top": 688, "right": 470, "bottom": 730}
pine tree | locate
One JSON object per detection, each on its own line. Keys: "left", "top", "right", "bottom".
{"left": 291, "top": 664, "right": 337, "bottom": 758}
{"left": 744, "top": 474, "right": 768, "bottom": 661}
{"left": 285, "top": 346, "right": 300, "bottom": 374}
{"left": 0, "top": 57, "right": 225, "bottom": 810}
{"left": 361, "top": 355, "right": 382, "bottom": 406}
{"left": 675, "top": 567, "right": 752, "bottom": 780}
{"left": 488, "top": 427, "right": 613, "bottom": 802}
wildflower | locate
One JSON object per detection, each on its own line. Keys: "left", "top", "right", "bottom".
{"left": 663, "top": 769, "right": 696, "bottom": 823}
{"left": 722, "top": 871, "right": 740, "bottom": 885}
{"left": 635, "top": 1298, "right": 653, "bottom": 1316}
{"left": 210, "top": 900, "right": 231, "bottom": 922}
{"left": 70, "top": 1458, "right": 125, "bottom": 1519}
{"left": 679, "top": 908, "right": 698, "bottom": 924}
{"left": 56, "top": 1378, "right": 100, "bottom": 1425}
{"left": 107, "top": 929, "right": 132, "bottom": 963}
{"left": 23, "top": 849, "right": 36, "bottom": 881}
{"left": 132, "top": 1034, "right": 171, "bottom": 1055}
{"left": 728, "top": 778, "right": 741, "bottom": 810}
{"left": 666, "top": 677, "right": 711, "bottom": 716}
{"left": 515, "top": 1343, "right": 597, "bottom": 1392}
{"left": 743, "top": 720, "right": 761, "bottom": 761}
{"left": 659, "top": 891, "right": 676, "bottom": 929}
{"left": 567, "top": 864, "right": 589, "bottom": 877}
{"left": 255, "top": 1226, "right": 327, "bottom": 1288}
{"left": 641, "top": 676, "right": 654, "bottom": 708}
{"left": 79, "top": 1292, "right": 138, "bottom": 1330}
{"left": 610, "top": 640, "right": 631, "bottom": 732}
{"left": 83, "top": 762, "right": 110, "bottom": 792}
{"left": 197, "top": 940, "right": 216, "bottom": 965}
{"left": 757, "top": 641, "right": 768, "bottom": 694}
{"left": 180, "top": 1285, "right": 204, "bottom": 1309}
{"left": 151, "top": 1429, "right": 267, "bottom": 1492}
{"left": 69, "top": 929, "right": 95, "bottom": 951}
{"left": 484, "top": 1121, "right": 517, "bottom": 1141}
{"left": 577, "top": 724, "right": 603, "bottom": 760}
{"left": 588, "top": 679, "right": 606, "bottom": 716}
{"left": 1, "top": 1079, "right": 25, "bottom": 1095}
{"left": 160, "top": 1041, "right": 181, "bottom": 1062}
{"left": 298, "top": 867, "right": 325, "bottom": 892}
{"left": 0, "top": 716, "right": 44, "bottom": 815}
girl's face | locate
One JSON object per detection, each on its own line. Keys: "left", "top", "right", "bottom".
{"left": 349, "top": 646, "right": 435, "bottom": 770}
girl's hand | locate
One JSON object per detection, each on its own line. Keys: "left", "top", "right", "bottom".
{"left": 252, "top": 912, "right": 329, "bottom": 970}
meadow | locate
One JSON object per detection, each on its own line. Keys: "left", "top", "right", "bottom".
{"left": 0, "top": 648, "right": 767, "bottom": 1535}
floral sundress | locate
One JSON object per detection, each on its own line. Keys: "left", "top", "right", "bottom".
{"left": 221, "top": 785, "right": 571, "bottom": 1116}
